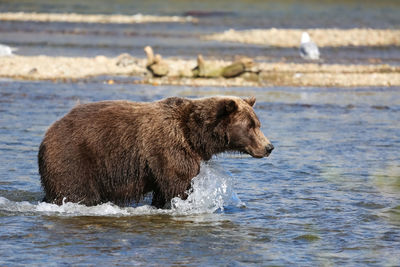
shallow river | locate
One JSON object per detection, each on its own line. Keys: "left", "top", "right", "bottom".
{"left": 0, "top": 80, "right": 399, "bottom": 265}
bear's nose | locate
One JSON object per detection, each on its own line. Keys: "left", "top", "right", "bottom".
{"left": 265, "top": 144, "right": 274, "bottom": 154}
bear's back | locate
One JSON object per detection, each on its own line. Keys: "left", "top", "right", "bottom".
{"left": 43, "top": 99, "right": 190, "bottom": 161}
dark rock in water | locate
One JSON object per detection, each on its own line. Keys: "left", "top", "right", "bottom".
{"left": 183, "top": 11, "right": 236, "bottom": 17}
{"left": 294, "top": 234, "right": 320, "bottom": 242}
{"left": 372, "top": 105, "right": 390, "bottom": 110}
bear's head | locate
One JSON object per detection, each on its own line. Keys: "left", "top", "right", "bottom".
{"left": 188, "top": 96, "right": 274, "bottom": 160}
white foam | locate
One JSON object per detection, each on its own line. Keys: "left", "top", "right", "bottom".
{"left": 0, "top": 162, "right": 244, "bottom": 217}
{"left": 171, "top": 162, "right": 245, "bottom": 214}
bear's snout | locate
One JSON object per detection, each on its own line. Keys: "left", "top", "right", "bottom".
{"left": 247, "top": 141, "right": 274, "bottom": 158}
{"left": 253, "top": 129, "right": 273, "bottom": 158}
{"left": 254, "top": 142, "right": 274, "bottom": 158}
{"left": 265, "top": 143, "right": 274, "bottom": 155}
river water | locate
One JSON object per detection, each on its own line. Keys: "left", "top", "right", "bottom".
{"left": 0, "top": 80, "right": 399, "bottom": 266}
{"left": 1, "top": 0, "right": 400, "bottom": 266}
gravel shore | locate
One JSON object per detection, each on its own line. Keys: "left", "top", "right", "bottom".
{"left": 204, "top": 28, "right": 400, "bottom": 47}
{"left": 1, "top": 55, "right": 398, "bottom": 87}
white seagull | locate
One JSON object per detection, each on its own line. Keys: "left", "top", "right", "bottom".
{"left": 299, "top": 32, "right": 320, "bottom": 60}
{"left": 0, "top": 44, "right": 17, "bottom": 56}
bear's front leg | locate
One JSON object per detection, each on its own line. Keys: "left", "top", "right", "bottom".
{"left": 148, "top": 154, "right": 201, "bottom": 209}
{"left": 151, "top": 188, "right": 167, "bottom": 208}
{"left": 151, "top": 178, "right": 192, "bottom": 209}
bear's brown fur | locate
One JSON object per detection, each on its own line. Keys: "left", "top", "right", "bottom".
{"left": 38, "top": 96, "right": 273, "bottom": 208}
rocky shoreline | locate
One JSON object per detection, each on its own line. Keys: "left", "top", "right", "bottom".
{"left": 1, "top": 55, "right": 398, "bottom": 87}
{"left": 1, "top": 12, "right": 398, "bottom": 87}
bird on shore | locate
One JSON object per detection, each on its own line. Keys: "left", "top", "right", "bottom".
{"left": 0, "top": 44, "right": 17, "bottom": 56}
{"left": 299, "top": 32, "right": 320, "bottom": 60}
{"left": 144, "top": 46, "right": 169, "bottom": 77}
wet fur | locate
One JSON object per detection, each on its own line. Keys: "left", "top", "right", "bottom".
{"left": 38, "top": 96, "right": 269, "bottom": 208}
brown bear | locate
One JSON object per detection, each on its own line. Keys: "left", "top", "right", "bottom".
{"left": 38, "top": 96, "right": 274, "bottom": 208}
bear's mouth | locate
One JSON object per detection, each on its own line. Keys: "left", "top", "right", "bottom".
{"left": 245, "top": 149, "right": 269, "bottom": 158}
{"left": 249, "top": 151, "right": 270, "bottom": 158}
{"left": 245, "top": 145, "right": 273, "bottom": 158}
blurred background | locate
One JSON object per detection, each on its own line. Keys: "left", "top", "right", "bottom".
{"left": 1, "top": 0, "right": 399, "bottom": 64}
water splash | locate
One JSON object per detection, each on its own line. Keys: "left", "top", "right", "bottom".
{"left": 0, "top": 162, "right": 244, "bottom": 217}
{"left": 171, "top": 162, "right": 245, "bottom": 214}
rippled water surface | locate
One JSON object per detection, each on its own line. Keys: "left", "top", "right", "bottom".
{"left": 0, "top": 80, "right": 399, "bottom": 265}
{"left": 1, "top": 0, "right": 400, "bottom": 265}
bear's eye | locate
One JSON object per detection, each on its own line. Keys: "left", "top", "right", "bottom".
{"left": 248, "top": 118, "right": 256, "bottom": 129}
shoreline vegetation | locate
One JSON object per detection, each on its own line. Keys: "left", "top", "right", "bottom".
{"left": 1, "top": 55, "right": 398, "bottom": 87}
{"left": 0, "top": 12, "right": 399, "bottom": 87}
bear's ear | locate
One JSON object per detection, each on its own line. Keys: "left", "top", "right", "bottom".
{"left": 244, "top": 97, "right": 256, "bottom": 107}
{"left": 217, "top": 99, "right": 238, "bottom": 118}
